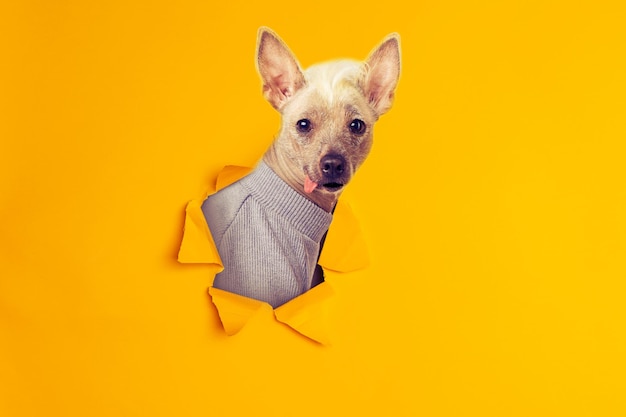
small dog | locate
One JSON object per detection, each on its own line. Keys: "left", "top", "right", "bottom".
{"left": 202, "top": 27, "right": 400, "bottom": 308}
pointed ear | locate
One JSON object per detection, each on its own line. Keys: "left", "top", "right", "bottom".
{"left": 361, "top": 33, "right": 401, "bottom": 116}
{"left": 256, "top": 27, "right": 306, "bottom": 110}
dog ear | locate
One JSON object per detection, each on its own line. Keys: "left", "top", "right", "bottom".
{"left": 362, "top": 34, "right": 401, "bottom": 116}
{"left": 256, "top": 27, "right": 306, "bottom": 110}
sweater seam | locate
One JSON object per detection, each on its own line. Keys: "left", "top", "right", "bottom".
{"left": 216, "top": 193, "right": 252, "bottom": 249}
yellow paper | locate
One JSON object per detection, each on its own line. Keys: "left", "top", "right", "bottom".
{"left": 208, "top": 286, "right": 272, "bottom": 335}
{"left": 274, "top": 282, "right": 334, "bottom": 345}
{"left": 215, "top": 165, "right": 253, "bottom": 191}
{"left": 319, "top": 200, "right": 369, "bottom": 272}
{"left": 3, "top": 2, "right": 626, "bottom": 416}
{"left": 177, "top": 199, "right": 223, "bottom": 267}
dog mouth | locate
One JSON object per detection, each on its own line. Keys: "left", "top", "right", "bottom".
{"left": 303, "top": 174, "right": 345, "bottom": 194}
{"left": 322, "top": 182, "right": 344, "bottom": 191}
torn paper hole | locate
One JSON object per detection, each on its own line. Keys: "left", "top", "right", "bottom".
{"left": 178, "top": 165, "right": 368, "bottom": 344}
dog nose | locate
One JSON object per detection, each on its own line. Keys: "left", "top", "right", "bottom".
{"left": 320, "top": 154, "right": 346, "bottom": 179}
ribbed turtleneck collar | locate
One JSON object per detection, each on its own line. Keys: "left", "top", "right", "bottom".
{"left": 239, "top": 161, "right": 333, "bottom": 242}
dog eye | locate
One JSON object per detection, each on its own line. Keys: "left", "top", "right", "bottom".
{"left": 349, "top": 119, "right": 366, "bottom": 135}
{"left": 296, "top": 119, "right": 312, "bottom": 133}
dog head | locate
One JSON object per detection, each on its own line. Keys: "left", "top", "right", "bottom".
{"left": 257, "top": 27, "right": 400, "bottom": 201}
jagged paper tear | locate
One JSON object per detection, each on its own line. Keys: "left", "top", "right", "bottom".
{"left": 178, "top": 165, "right": 369, "bottom": 344}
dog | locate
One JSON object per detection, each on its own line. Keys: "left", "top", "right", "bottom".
{"left": 202, "top": 27, "right": 401, "bottom": 308}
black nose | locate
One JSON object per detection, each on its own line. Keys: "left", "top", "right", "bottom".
{"left": 320, "top": 154, "right": 346, "bottom": 180}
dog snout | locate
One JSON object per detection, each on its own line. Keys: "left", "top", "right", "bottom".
{"left": 320, "top": 154, "right": 346, "bottom": 180}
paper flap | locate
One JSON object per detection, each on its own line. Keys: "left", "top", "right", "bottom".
{"left": 208, "top": 286, "right": 272, "bottom": 335}
{"left": 318, "top": 200, "right": 369, "bottom": 272}
{"left": 177, "top": 199, "right": 224, "bottom": 267}
{"left": 274, "top": 282, "right": 334, "bottom": 345}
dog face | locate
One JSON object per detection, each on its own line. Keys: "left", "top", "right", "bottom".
{"left": 257, "top": 28, "right": 400, "bottom": 196}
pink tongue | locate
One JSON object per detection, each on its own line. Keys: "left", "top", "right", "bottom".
{"left": 304, "top": 175, "right": 318, "bottom": 194}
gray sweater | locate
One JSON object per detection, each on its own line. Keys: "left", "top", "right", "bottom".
{"left": 201, "top": 161, "right": 333, "bottom": 308}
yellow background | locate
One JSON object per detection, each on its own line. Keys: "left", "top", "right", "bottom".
{"left": 2, "top": 1, "right": 625, "bottom": 416}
